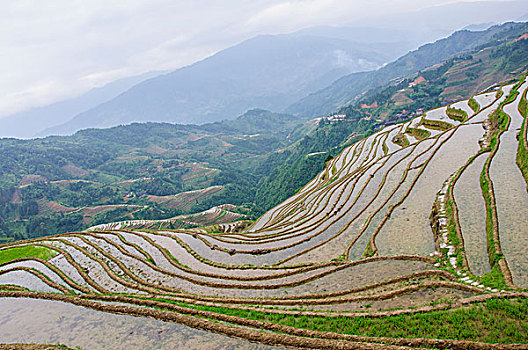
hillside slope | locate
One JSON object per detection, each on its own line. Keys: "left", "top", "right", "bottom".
{"left": 0, "top": 110, "right": 307, "bottom": 241}
{"left": 255, "top": 30, "right": 528, "bottom": 214}
{"left": 1, "top": 76, "right": 527, "bottom": 349}
{"left": 4, "top": 30, "right": 528, "bottom": 244}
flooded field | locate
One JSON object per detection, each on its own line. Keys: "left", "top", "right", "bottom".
{"left": 454, "top": 154, "right": 490, "bottom": 276}
{"left": 490, "top": 84, "right": 528, "bottom": 287}
{"left": 0, "top": 298, "right": 274, "bottom": 350}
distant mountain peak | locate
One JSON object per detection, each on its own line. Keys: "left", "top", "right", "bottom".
{"left": 462, "top": 22, "right": 497, "bottom": 31}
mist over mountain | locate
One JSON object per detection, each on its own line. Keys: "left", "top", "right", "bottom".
{"left": 40, "top": 33, "right": 411, "bottom": 136}
{"left": 462, "top": 23, "right": 497, "bottom": 31}
{"left": 0, "top": 71, "right": 161, "bottom": 139}
{"left": 352, "top": 0, "right": 528, "bottom": 33}
{"left": 286, "top": 21, "right": 528, "bottom": 118}
{"left": 9, "top": 0, "right": 525, "bottom": 138}
{"left": 518, "top": 13, "right": 528, "bottom": 22}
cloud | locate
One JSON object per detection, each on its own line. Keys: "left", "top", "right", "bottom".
{"left": 242, "top": 0, "right": 451, "bottom": 33}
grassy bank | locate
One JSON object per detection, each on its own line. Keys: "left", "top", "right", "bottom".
{"left": 468, "top": 98, "right": 480, "bottom": 113}
{"left": 446, "top": 106, "right": 467, "bottom": 122}
{"left": 149, "top": 296, "right": 528, "bottom": 344}
{"left": 517, "top": 86, "right": 528, "bottom": 189}
{"left": 0, "top": 246, "right": 57, "bottom": 265}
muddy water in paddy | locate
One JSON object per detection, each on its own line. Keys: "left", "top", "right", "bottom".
{"left": 490, "top": 86, "right": 528, "bottom": 287}
{"left": 251, "top": 133, "right": 379, "bottom": 232}
{"left": 0, "top": 298, "right": 273, "bottom": 350}
{"left": 260, "top": 139, "right": 417, "bottom": 265}
{"left": 0, "top": 260, "right": 83, "bottom": 293}
{"left": 454, "top": 154, "right": 490, "bottom": 276}
{"left": 377, "top": 124, "right": 484, "bottom": 256}
{"left": 0, "top": 271, "right": 61, "bottom": 293}
{"left": 473, "top": 92, "right": 496, "bottom": 110}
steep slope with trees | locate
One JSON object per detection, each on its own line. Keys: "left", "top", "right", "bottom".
{"left": 286, "top": 21, "right": 528, "bottom": 118}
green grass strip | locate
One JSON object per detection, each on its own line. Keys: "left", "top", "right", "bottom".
{"left": 0, "top": 245, "right": 57, "bottom": 265}
{"left": 468, "top": 98, "right": 480, "bottom": 113}
{"left": 420, "top": 118, "right": 453, "bottom": 131}
{"left": 446, "top": 106, "right": 467, "bottom": 122}
{"left": 516, "top": 86, "right": 528, "bottom": 190}
{"left": 405, "top": 127, "right": 431, "bottom": 141}
{"left": 392, "top": 133, "right": 409, "bottom": 147}
{"left": 146, "top": 296, "right": 528, "bottom": 344}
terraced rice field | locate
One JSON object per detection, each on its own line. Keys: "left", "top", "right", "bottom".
{"left": 490, "top": 82, "right": 528, "bottom": 288}
{"left": 0, "top": 298, "right": 273, "bottom": 350}
{"left": 2, "top": 81, "right": 528, "bottom": 349}
{"left": 454, "top": 154, "right": 489, "bottom": 275}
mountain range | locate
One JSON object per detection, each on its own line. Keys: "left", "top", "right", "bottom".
{"left": 286, "top": 21, "right": 528, "bottom": 117}
{"left": 1, "top": 20, "right": 528, "bottom": 241}
{"left": 0, "top": 71, "right": 162, "bottom": 139}
{"left": 39, "top": 34, "right": 403, "bottom": 136}
{"left": 3, "top": 1, "right": 528, "bottom": 138}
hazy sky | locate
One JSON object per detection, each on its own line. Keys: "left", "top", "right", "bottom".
{"left": 0, "top": 0, "right": 523, "bottom": 117}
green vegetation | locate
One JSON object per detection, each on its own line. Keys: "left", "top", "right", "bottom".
{"left": 480, "top": 163, "right": 503, "bottom": 277}
{"left": 490, "top": 37, "right": 528, "bottom": 74}
{"left": 0, "top": 111, "right": 310, "bottom": 241}
{"left": 443, "top": 197, "right": 464, "bottom": 272}
{"left": 0, "top": 100, "right": 385, "bottom": 242}
{"left": 420, "top": 118, "right": 453, "bottom": 131}
{"left": 405, "top": 127, "right": 430, "bottom": 140}
{"left": 309, "top": 24, "right": 528, "bottom": 132}
{"left": 4, "top": 24, "right": 528, "bottom": 244}
{"left": 519, "top": 88, "right": 528, "bottom": 117}
{"left": 362, "top": 241, "right": 375, "bottom": 258}
{"left": 468, "top": 98, "right": 480, "bottom": 113}
{"left": 517, "top": 124, "right": 528, "bottom": 188}
{"left": 446, "top": 106, "right": 468, "bottom": 122}
{"left": 517, "top": 88, "right": 528, "bottom": 189}
{"left": 150, "top": 296, "right": 528, "bottom": 344}
{"left": 289, "top": 22, "right": 528, "bottom": 119}
{"left": 392, "top": 133, "right": 409, "bottom": 147}
{"left": 3, "top": 26, "right": 528, "bottom": 350}
{"left": 0, "top": 245, "right": 57, "bottom": 265}
{"left": 489, "top": 110, "right": 510, "bottom": 148}
{"left": 480, "top": 266, "right": 507, "bottom": 290}
{"left": 255, "top": 117, "right": 377, "bottom": 211}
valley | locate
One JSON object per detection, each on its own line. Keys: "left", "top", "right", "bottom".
{"left": 1, "top": 76, "right": 528, "bottom": 349}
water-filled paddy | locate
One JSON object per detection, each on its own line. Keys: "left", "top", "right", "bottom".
{"left": 0, "top": 298, "right": 273, "bottom": 349}
{"left": 454, "top": 154, "right": 490, "bottom": 275}
{"left": 490, "top": 86, "right": 528, "bottom": 287}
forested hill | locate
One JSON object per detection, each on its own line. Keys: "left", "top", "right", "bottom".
{"left": 286, "top": 21, "right": 528, "bottom": 118}
{"left": 0, "top": 110, "right": 310, "bottom": 241}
